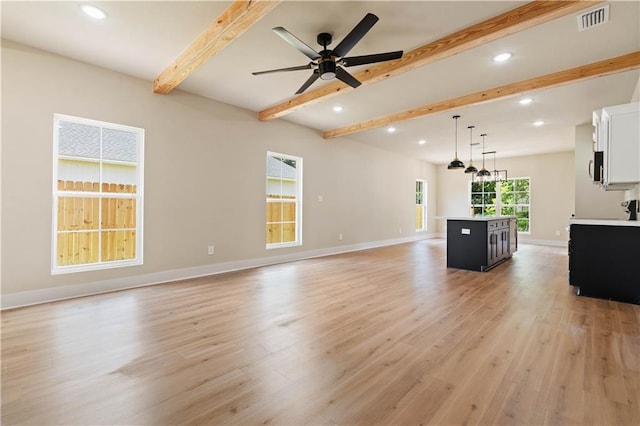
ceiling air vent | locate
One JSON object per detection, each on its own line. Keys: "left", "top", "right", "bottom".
{"left": 577, "top": 4, "right": 609, "bottom": 31}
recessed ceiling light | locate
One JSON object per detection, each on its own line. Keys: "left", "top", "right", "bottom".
{"left": 81, "top": 4, "right": 107, "bottom": 20}
{"left": 418, "top": 139, "right": 426, "bottom": 145}
{"left": 533, "top": 120, "right": 545, "bottom": 126}
{"left": 519, "top": 98, "right": 533, "bottom": 105}
{"left": 387, "top": 126, "right": 396, "bottom": 133}
{"left": 332, "top": 106, "right": 343, "bottom": 112}
{"left": 492, "top": 52, "right": 512, "bottom": 62}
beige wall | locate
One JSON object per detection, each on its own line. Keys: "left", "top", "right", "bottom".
{"left": 436, "top": 150, "right": 576, "bottom": 244}
{"left": 574, "top": 123, "right": 626, "bottom": 219}
{"left": 1, "top": 41, "right": 437, "bottom": 296}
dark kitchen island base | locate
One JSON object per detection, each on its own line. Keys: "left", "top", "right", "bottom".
{"left": 447, "top": 217, "right": 517, "bottom": 272}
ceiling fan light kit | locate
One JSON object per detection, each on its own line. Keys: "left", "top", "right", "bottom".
{"left": 252, "top": 13, "right": 403, "bottom": 94}
{"left": 447, "top": 115, "right": 465, "bottom": 170}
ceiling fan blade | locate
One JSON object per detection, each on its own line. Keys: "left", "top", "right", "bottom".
{"left": 335, "top": 67, "right": 361, "bottom": 89}
{"left": 273, "top": 27, "right": 320, "bottom": 60}
{"left": 332, "top": 13, "right": 379, "bottom": 58}
{"left": 295, "top": 70, "right": 321, "bottom": 94}
{"left": 252, "top": 63, "right": 314, "bottom": 76}
{"left": 342, "top": 51, "right": 403, "bottom": 67}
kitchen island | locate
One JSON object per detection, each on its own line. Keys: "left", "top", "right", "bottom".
{"left": 569, "top": 218, "right": 640, "bottom": 304}
{"left": 446, "top": 216, "right": 518, "bottom": 272}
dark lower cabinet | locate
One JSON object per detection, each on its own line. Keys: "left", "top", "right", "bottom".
{"left": 568, "top": 224, "right": 640, "bottom": 305}
{"left": 447, "top": 217, "right": 517, "bottom": 272}
{"left": 488, "top": 226, "right": 511, "bottom": 266}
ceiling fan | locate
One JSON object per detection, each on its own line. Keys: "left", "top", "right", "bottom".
{"left": 252, "top": 13, "right": 403, "bottom": 95}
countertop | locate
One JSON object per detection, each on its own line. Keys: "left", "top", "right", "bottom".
{"left": 569, "top": 218, "right": 640, "bottom": 227}
{"left": 443, "top": 216, "right": 517, "bottom": 222}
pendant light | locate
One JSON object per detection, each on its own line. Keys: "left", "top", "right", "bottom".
{"left": 464, "top": 125, "right": 478, "bottom": 174}
{"left": 476, "top": 133, "right": 492, "bottom": 181}
{"left": 447, "top": 115, "right": 465, "bottom": 170}
{"left": 490, "top": 151, "right": 508, "bottom": 182}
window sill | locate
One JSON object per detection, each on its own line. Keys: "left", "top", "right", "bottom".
{"left": 52, "top": 258, "right": 143, "bottom": 275}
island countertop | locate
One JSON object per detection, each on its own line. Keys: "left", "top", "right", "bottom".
{"left": 569, "top": 218, "right": 640, "bottom": 227}
{"left": 444, "top": 215, "right": 517, "bottom": 222}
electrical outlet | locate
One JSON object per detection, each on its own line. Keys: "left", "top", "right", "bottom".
{"left": 208, "top": 245, "right": 215, "bottom": 255}
{"left": 555, "top": 230, "right": 561, "bottom": 236}
{"left": 338, "top": 233, "right": 343, "bottom": 241}
{"left": 399, "top": 227, "right": 403, "bottom": 234}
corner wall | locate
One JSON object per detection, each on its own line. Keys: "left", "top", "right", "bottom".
{"left": 1, "top": 40, "right": 437, "bottom": 307}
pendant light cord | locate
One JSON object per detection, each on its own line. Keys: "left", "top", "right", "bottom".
{"left": 448, "top": 115, "right": 465, "bottom": 169}
{"left": 481, "top": 134, "right": 486, "bottom": 168}
{"left": 454, "top": 116, "right": 459, "bottom": 157}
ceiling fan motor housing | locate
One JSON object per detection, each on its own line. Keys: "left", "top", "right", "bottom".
{"left": 318, "top": 56, "right": 337, "bottom": 80}
{"left": 317, "top": 32, "right": 333, "bottom": 47}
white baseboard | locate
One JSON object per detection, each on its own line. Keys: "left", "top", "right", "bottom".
{"left": 519, "top": 239, "right": 568, "bottom": 247}
{"left": 1, "top": 234, "right": 436, "bottom": 310}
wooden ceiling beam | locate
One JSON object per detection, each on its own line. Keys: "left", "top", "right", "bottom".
{"left": 153, "top": 0, "right": 281, "bottom": 94}
{"left": 322, "top": 51, "right": 640, "bottom": 139}
{"left": 257, "top": 0, "right": 598, "bottom": 121}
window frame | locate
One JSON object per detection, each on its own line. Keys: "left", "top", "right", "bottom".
{"left": 470, "top": 180, "right": 497, "bottom": 216}
{"left": 415, "top": 179, "right": 427, "bottom": 232}
{"left": 51, "top": 114, "right": 144, "bottom": 274}
{"left": 468, "top": 177, "right": 531, "bottom": 234}
{"left": 499, "top": 177, "right": 531, "bottom": 233}
{"left": 265, "top": 151, "right": 303, "bottom": 249}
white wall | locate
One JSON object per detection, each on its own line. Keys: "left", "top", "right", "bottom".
{"left": 574, "top": 123, "right": 626, "bottom": 219}
{"left": 1, "top": 40, "right": 437, "bottom": 304}
{"left": 436, "top": 150, "right": 576, "bottom": 245}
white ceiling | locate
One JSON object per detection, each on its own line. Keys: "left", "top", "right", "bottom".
{"left": 2, "top": 1, "right": 639, "bottom": 164}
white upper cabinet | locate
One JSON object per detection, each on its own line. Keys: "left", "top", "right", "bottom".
{"left": 592, "top": 102, "right": 640, "bottom": 190}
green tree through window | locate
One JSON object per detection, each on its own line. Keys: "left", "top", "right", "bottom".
{"left": 469, "top": 177, "right": 531, "bottom": 232}
{"left": 470, "top": 180, "right": 496, "bottom": 216}
{"left": 500, "top": 178, "right": 530, "bottom": 232}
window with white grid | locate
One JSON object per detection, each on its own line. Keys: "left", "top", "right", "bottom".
{"left": 52, "top": 114, "right": 144, "bottom": 274}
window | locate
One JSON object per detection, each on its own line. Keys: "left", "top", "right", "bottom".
{"left": 470, "top": 180, "right": 497, "bottom": 216}
{"left": 415, "top": 180, "right": 426, "bottom": 231}
{"left": 500, "top": 178, "right": 530, "bottom": 232}
{"left": 266, "top": 152, "right": 302, "bottom": 248}
{"left": 52, "top": 114, "right": 144, "bottom": 274}
{"left": 469, "top": 177, "right": 530, "bottom": 232}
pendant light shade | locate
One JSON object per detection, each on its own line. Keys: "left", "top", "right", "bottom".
{"left": 464, "top": 125, "right": 478, "bottom": 174}
{"left": 476, "top": 133, "right": 492, "bottom": 181}
{"left": 447, "top": 115, "right": 465, "bottom": 170}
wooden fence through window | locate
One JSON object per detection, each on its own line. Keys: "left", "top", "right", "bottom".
{"left": 416, "top": 205, "right": 424, "bottom": 230}
{"left": 266, "top": 194, "right": 296, "bottom": 244}
{"left": 56, "top": 180, "right": 137, "bottom": 266}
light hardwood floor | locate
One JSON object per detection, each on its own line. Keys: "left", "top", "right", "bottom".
{"left": 2, "top": 240, "right": 639, "bottom": 425}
